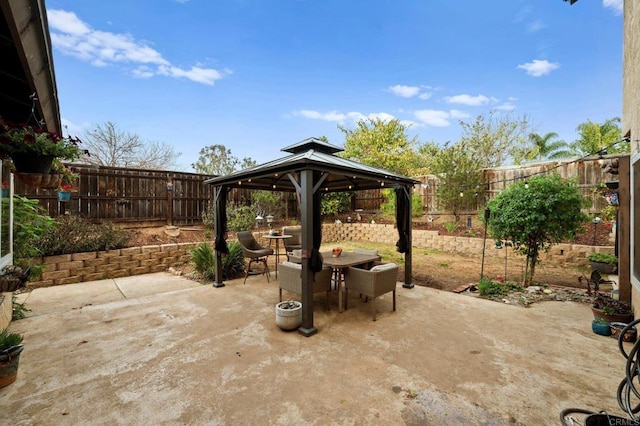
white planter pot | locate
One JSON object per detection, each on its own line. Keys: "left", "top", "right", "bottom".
{"left": 275, "top": 301, "right": 302, "bottom": 330}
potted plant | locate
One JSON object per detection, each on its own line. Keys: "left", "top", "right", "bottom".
{"left": 0, "top": 328, "right": 24, "bottom": 388}
{"left": 0, "top": 121, "right": 86, "bottom": 174}
{"left": 275, "top": 300, "right": 302, "bottom": 330}
{"left": 588, "top": 252, "right": 618, "bottom": 274}
{"left": 591, "top": 293, "right": 633, "bottom": 323}
{"left": 57, "top": 184, "right": 75, "bottom": 202}
{"left": 0, "top": 265, "right": 30, "bottom": 292}
{"left": 592, "top": 317, "right": 612, "bottom": 336}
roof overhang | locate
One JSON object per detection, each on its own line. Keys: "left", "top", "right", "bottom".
{"left": 0, "top": 0, "right": 61, "bottom": 132}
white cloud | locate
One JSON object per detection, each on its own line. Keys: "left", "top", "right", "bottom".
{"left": 388, "top": 85, "right": 420, "bottom": 98}
{"left": 414, "top": 110, "right": 451, "bottom": 127}
{"left": 517, "top": 59, "right": 559, "bottom": 77}
{"left": 496, "top": 102, "right": 517, "bottom": 111}
{"left": 444, "top": 94, "right": 492, "bottom": 106}
{"left": 47, "top": 9, "right": 228, "bottom": 86}
{"left": 603, "top": 0, "right": 623, "bottom": 15}
{"left": 293, "top": 110, "right": 399, "bottom": 124}
{"left": 527, "top": 19, "right": 545, "bottom": 33}
{"left": 449, "top": 109, "right": 470, "bottom": 119}
{"left": 418, "top": 92, "right": 432, "bottom": 100}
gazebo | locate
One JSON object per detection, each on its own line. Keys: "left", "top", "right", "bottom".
{"left": 205, "top": 137, "right": 419, "bottom": 336}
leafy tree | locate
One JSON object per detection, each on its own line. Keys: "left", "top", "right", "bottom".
{"left": 427, "top": 141, "right": 483, "bottom": 221}
{"left": 339, "top": 118, "right": 422, "bottom": 176}
{"left": 458, "top": 111, "right": 530, "bottom": 167}
{"left": 379, "top": 189, "right": 423, "bottom": 218}
{"left": 486, "top": 174, "right": 587, "bottom": 287}
{"left": 321, "top": 192, "right": 352, "bottom": 216}
{"left": 82, "top": 122, "right": 181, "bottom": 169}
{"left": 192, "top": 144, "right": 256, "bottom": 175}
{"left": 526, "top": 132, "right": 572, "bottom": 160}
{"left": 571, "top": 117, "right": 628, "bottom": 155}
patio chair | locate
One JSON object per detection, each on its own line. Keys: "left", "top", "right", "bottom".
{"left": 237, "top": 231, "right": 274, "bottom": 284}
{"left": 354, "top": 248, "right": 380, "bottom": 269}
{"left": 344, "top": 262, "right": 399, "bottom": 321}
{"left": 282, "top": 226, "right": 302, "bottom": 253}
{"left": 278, "top": 261, "right": 333, "bottom": 311}
{"left": 287, "top": 249, "right": 302, "bottom": 263}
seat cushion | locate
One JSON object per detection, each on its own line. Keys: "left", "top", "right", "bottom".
{"left": 370, "top": 262, "right": 397, "bottom": 272}
{"left": 281, "top": 261, "right": 302, "bottom": 270}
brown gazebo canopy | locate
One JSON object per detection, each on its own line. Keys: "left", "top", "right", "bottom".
{"left": 205, "top": 137, "right": 419, "bottom": 336}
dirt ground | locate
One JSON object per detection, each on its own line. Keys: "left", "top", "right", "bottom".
{"left": 125, "top": 224, "right": 604, "bottom": 293}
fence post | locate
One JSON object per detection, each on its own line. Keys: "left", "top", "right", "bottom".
{"left": 166, "top": 179, "right": 174, "bottom": 225}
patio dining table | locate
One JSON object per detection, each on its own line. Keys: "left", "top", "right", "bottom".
{"left": 322, "top": 251, "right": 381, "bottom": 312}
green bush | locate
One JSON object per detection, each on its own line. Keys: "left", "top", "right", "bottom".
{"left": 477, "top": 278, "right": 523, "bottom": 297}
{"left": 201, "top": 202, "right": 215, "bottom": 230}
{"left": 36, "top": 215, "right": 130, "bottom": 256}
{"left": 222, "top": 242, "right": 245, "bottom": 280}
{"left": 190, "top": 241, "right": 245, "bottom": 280}
{"left": 588, "top": 252, "right": 618, "bottom": 264}
{"left": 379, "top": 189, "right": 423, "bottom": 218}
{"left": 190, "top": 242, "right": 216, "bottom": 280}
{"left": 227, "top": 204, "right": 256, "bottom": 232}
{"left": 444, "top": 221, "right": 458, "bottom": 233}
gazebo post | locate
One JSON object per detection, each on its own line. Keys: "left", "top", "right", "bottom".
{"left": 213, "top": 186, "right": 225, "bottom": 288}
{"left": 403, "top": 185, "right": 414, "bottom": 289}
{"left": 298, "top": 169, "right": 317, "bottom": 337}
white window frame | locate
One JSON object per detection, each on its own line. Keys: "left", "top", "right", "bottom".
{"left": 632, "top": 150, "right": 640, "bottom": 290}
{"left": 0, "top": 166, "right": 13, "bottom": 269}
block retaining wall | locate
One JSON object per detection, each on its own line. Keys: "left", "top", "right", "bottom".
{"left": 28, "top": 242, "right": 199, "bottom": 288}
{"left": 27, "top": 224, "right": 613, "bottom": 288}
{"left": 322, "top": 223, "right": 614, "bottom": 269}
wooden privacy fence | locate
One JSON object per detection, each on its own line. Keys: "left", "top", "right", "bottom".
{"left": 14, "top": 164, "right": 216, "bottom": 226}
{"left": 13, "top": 155, "right": 623, "bottom": 226}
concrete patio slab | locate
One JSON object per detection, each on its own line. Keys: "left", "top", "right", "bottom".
{"left": 114, "top": 272, "right": 201, "bottom": 299}
{"left": 0, "top": 272, "right": 630, "bottom": 424}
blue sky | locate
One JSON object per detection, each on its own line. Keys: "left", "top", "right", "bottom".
{"left": 46, "top": 0, "right": 624, "bottom": 172}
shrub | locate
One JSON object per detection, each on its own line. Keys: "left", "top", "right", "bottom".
{"left": 379, "top": 189, "right": 423, "bottom": 219}
{"left": 222, "top": 242, "right": 245, "bottom": 280}
{"left": 227, "top": 204, "right": 256, "bottom": 232}
{"left": 190, "top": 242, "right": 216, "bottom": 280}
{"left": 444, "top": 221, "right": 458, "bottom": 233}
{"left": 189, "top": 241, "right": 245, "bottom": 281}
{"left": 36, "top": 215, "right": 130, "bottom": 256}
{"left": 478, "top": 278, "right": 523, "bottom": 297}
{"left": 588, "top": 252, "right": 618, "bottom": 264}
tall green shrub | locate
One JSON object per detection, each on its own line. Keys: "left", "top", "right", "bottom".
{"left": 486, "top": 174, "right": 587, "bottom": 286}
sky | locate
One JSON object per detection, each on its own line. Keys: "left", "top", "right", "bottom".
{"left": 45, "top": 0, "right": 624, "bottom": 172}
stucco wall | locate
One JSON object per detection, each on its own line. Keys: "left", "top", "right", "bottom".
{"left": 624, "top": 2, "right": 640, "bottom": 316}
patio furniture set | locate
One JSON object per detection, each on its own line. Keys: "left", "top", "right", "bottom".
{"left": 236, "top": 227, "right": 399, "bottom": 321}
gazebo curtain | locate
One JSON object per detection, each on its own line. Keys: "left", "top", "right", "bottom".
{"left": 214, "top": 187, "right": 229, "bottom": 254}
{"left": 395, "top": 186, "right": 409, "bottom": 254}
{"left": 309, "top": 183, "right": 323, "bottom": 273}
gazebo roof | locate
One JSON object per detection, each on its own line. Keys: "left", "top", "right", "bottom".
{"left": 204, "top": 137, "right": 419, "bottom": 192}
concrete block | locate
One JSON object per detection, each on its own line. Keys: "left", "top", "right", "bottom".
{"left": 58, "top": 260, "right": 85, "bottom": 270}
{"left": 43, "top": 254, "right": 72, "bottom": 264}
{"left": 57, "top": 276, "right": 82, "bottom": 285}
{"left": 107, "top": 269, "right": 129, "bottom": 278}
{"left": 42, "top": 270, "right": 71, "bottom": 281}
{"left": 82, "top": 272, "right": 108, "bottom": 282}
{"left": 72, "top": 252, "right": 98, "bottom": 261}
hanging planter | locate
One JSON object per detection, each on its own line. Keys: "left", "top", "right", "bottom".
{"left": 15, "top": 172, "right": 63, "bottom": 189}
{"left": 10, "top": 153, "right": 54, "bottom": 174}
